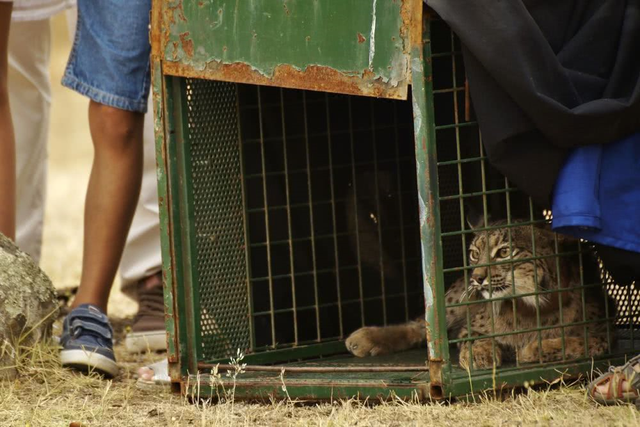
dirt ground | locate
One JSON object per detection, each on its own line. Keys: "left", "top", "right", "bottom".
{"left": 2, "top": 13, "right": 636, "bottom": 427}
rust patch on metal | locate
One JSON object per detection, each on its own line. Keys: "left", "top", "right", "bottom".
{"left": 163, "top": 61, "right": 408, "bottom": 100}
{"left": 428, "top": 358, "right": 444, "bottom": 396}
{"left": 159, "top": 0, "right": 187, "bottom": 59}
{"left": 357, "top": 33, "right": 366, "bottom": 44}
{"left": 179, "top": 32, "right": 194, "bottom": 58}
{"left": 399, "top": 0, "right": 414, "bottom": 40}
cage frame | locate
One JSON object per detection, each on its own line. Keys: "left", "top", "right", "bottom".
{"left": 151, "top": 1, "right": 638, "bottom": 400}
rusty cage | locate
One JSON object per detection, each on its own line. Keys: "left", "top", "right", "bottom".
{"left": 151, "top": 1, "right": 640, "bottom": 400}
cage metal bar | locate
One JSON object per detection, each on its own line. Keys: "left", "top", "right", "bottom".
{"left": 577, "top": 240, "right": 590, "bottom": 357}
{"left": 279, "top": 88, "right": 299, "bottom": 346}
{"left": 172, "top": 78, "right": 200, "bottom": 372}
{"left": 324, "top": 93, "right": 345, "bottom": 338}
{"left": 441, "top": 219, "right": 550, "bottom": 237}
{"left": 449, "top": 27, "right": 478, "bottom": 372}
{"left": 475, "top": 78, "right": 497, "bottom": 373}
{"left": 247, "top": 228, "right": 418, "bottom": 248}
{"left": 256, "top": 87, "right": 277, "bottom": 348}
{"left": 236, "top": 84, "right": 257, "bottom": 353}
{"left": 347, "top": 96, "right": 367, "bottom": 328}
{"left": 552, "top": 232, "right": 568, "bottom": 360}
{"left": 601, "top": 261, "right": 613, "bottom": 353}
{"left": 414, "top": 12, "right": 449, "bottom": 380}
{"left": 439, "top": 187, "right": 520, "bottom": 201}
{"left": 392, "top": 101, "right": 411, "bottom": 322}
{"left": 245, "top": 189, "right": 418, "bottom": 212}
{"left": 243, "top": 156, "right": 415, "bottom": 179}
{"left": 502, "top": 152, "right": 520, "bottom": 366}
{"left": 240, "top": 123, "right": 407, "bottom": 146}
{"left": 447, "top": 281, "right": 610, "bottom": 309}
{"left": 437, "top": 156, "right": 487, "bottom": 166}
{"left": 443, "top": 251, "right": 584, "bottom": 273}
{"left": 251, "top": 291, "right": 425, "bottom": 317}
{"left": 249, "top": 259, "right": 422, "bottom": 282}
{"left": 435, "top": 122, "right": 478, "bottom": 131}
{"left": 370, "top": 98, "right": 388, "bottom": 326}
{"left": 200, "top": 363, "right": 429, "bottom": 373}
{"left": 448, "top": 317, "right": 615, "bottom": 344}
{"left": 302, "top": 91, "right": 322, "bottom": 342}
{"left": 528, "top": 198, "right": 544, "bottom": 363}
{"left": 159, "top": 75, "right": 190, "bottom": 375}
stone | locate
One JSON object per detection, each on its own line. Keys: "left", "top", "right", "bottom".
{"left": 0, "top": 232, "right": 58, "bottom": 379}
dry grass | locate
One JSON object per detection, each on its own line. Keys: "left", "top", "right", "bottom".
{"left": 0, "top": 13, "right": 638, "bottom": 427}
{"left": 2, "top": 343, "right": 638, "bottom": 426}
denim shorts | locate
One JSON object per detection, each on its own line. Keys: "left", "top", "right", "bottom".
{"left": 62, "top": 0, "right": 152, "bottom": 113}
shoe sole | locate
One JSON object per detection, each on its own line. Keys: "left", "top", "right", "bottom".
{"left": 60, "top": 349, "right": 120, "bottom": 378}
{"left": 125, "top": 330, "right": 167, "bottom": 354}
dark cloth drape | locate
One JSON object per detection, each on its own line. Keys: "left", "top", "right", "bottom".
{"left": 426, "top": 0, "right": 640, "bottom": 205}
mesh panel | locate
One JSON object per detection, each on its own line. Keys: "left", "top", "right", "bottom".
{"left": 429, "top": 17, "right": 638, "bottom": 373}
{"left": 185, "top": 79, "right": 251, "bottom": 359}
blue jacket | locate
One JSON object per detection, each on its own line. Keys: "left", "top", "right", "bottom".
{"left": 552, "top": 133, "right": 640, "bottom": 253}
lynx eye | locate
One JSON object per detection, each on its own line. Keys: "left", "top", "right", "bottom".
{"left": 469, "top": 250, "right": 479, "bottom": 262}
{"left": 498, "top": 247, "right": 510, "bottom": 259}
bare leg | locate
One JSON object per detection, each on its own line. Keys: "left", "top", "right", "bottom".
{"left": 71, "top": 101, "right": 144, "bottom": 313}
{"left": 0, "top": 3, "right": 16, "bottom": 240}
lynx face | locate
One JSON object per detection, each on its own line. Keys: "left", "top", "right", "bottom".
{"left": 467, "top": 223, "right": 557, "bottom": 309}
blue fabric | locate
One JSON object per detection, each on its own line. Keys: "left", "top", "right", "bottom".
{"left": 62, "top": 0, "right": 152, "bottom": 113}
{"left": 552, "top": 132, "right": 640, "bottom": 253}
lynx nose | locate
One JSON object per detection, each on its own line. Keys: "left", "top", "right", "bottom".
{"left": 471, "top": 273, "right": 486, "bottom": 285}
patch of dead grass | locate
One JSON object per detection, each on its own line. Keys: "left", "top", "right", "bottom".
{"left": 1, "top": 341, "right": 638, "bottom": 427}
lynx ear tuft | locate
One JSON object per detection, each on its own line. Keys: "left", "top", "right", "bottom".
{"left": 465, "top": 203, "right": 490, "bottom": 231}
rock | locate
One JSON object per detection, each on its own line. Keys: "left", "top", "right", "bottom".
{"left": 0, "top": 232, "right": 58, "bottom": 379}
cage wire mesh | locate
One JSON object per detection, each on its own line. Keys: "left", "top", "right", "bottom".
{"left": 184, "top": 78, "right": 425, "bottom": 361}
{"left": 185, "top": 79, "right": 251, "bottom": 359}
{"left": 240, "top": 86, "right": 424, "bottom": 353}
{"left": 429, "top": 17, "right": 639, "bottom": 374}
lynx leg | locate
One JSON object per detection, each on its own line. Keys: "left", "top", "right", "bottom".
{"left": 458, "top": 336, "right": 503, "bottom": 370}
{"left": 345, "top": 319, "right": 426, "bottom": 357}
{"left": 520, "top": 336, "right": 607, "bottom": 363}
{"left": 445, "top": 277, "right": 479, "bottom": 331}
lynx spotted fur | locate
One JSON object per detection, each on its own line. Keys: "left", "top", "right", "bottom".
{"left": 345, "top": 222, "right": 611, "bottom": 369}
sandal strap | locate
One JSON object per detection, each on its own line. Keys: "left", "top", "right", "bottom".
{"left": 611, "top": 358, "right": 640, "bottom": 391}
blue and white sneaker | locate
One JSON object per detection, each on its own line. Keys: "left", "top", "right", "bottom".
{"left": 60, "top": 304, "right": 119, "bottom": 378}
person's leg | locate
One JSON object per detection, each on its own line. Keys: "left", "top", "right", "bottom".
{"left": 0, "top": 3, "right": 16, "bottom": 240}
{"left": 70, "top": 102, "right": 144, "bottom": 312}
{"left": 120, "top": 94, "right": 165, "bottom": 353}
{"left": 9, "top": 18, "right": 52, "bottom": 262}
{"left": 59, "top": 0, "right": 151, "bottom": 378}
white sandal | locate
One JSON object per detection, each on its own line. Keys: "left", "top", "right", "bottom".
{"left": 136, "top": 358, "right": 171, "bottom": 391}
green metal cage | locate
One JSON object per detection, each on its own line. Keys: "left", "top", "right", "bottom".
{"left": 151, "top": 1, "right": 640, "bottom": 400}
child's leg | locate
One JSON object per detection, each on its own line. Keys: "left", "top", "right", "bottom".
{"left": 71, "top": 101, "right": 144, "bottom": 313}
{"left": 59, "top": 0, "right": 151, "bottom": 377}
{"left": 0, "top": 3, "right": 16, "bottom": 240}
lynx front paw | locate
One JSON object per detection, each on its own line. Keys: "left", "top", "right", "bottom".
{"left": 459, "top": 341, "right": 502, "bottom": 370}
{"left": 345, "top": 327, "right": 391, "bottom": 357}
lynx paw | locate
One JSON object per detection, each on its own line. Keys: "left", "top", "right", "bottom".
{"left": 459, "top": 341, "right": 502, "bottom": 370}
{"left": 345, "top": 327, "right": 391, "bottom": 357}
